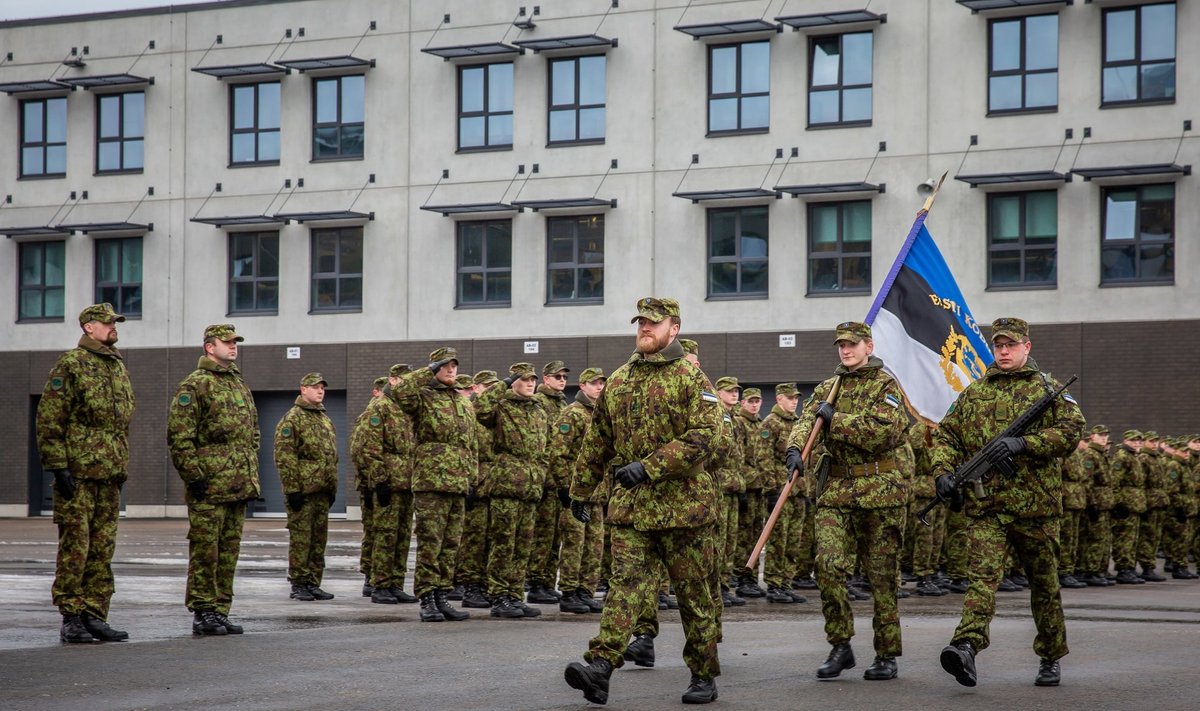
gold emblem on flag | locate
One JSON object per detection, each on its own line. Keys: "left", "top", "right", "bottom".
{"left": 939, "top": 329, "right": 987, "bottom": 393}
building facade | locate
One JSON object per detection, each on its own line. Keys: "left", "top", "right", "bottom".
{"left": 0, "top": 0, "right": 1196, "bottom": 517}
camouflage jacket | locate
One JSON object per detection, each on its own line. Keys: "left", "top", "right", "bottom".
{"left": 931, "top": 359, "right": 1085, "bottom": 519}
{"left": 36, "top": 335, "right": 135, "bottom": 482}
{"left": 167, "top": 357, "right": 261, "bottom": 504}
{"left": 549, "top": 391, "right": 609, "bottom": 502}
{"left": 349, "top": 404, "right": 372, "bottom": 492}
{"left": 475, "top": 385, "right": 549, "bottom": 501}
{"left": 1060, "top": 447, "right": 1089, "bottom": 511}
{"left": 1139, "top": 450, "right": 1170, "bottom": 509}
{"left": 273, "top": 396, "right": 338, "bottom": 496}
{"left": 570, "top": 338, "right": 722, "bottom": 531}
{"left": 736, "top": 408, "right": 766, "bottom": 490}
{"left": 908, "top": 422, "right": 937, "bottom": 499}
{"left": 391, "top": 368, "right": 478, "bottom": 494}
{"left": 758, "top": 405, "right": 799, "bottom": 494}
{"left": 1111, "top": 445, "right": 1147, "bottom": 512}
{"left": 790, "top": 357, "right": 911, "bottom": 509}
{"left": 472, "top": 417, "right": 492, "bottom": 490}
{"left": 1165, "top": 454, "right": 1194, "bottom": 515}
{"left": 713, "top": 405, "right": 746, "bottom": 494}
{"left": 535, "top": 385, "right": 568, "bottom": 423}
{"left": 1081, "top": 442, "right": 1114, "bottom": 510}
{"left": 353, "top": 393, "right": 414, "bottom": 492}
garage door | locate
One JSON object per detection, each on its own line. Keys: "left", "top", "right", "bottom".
{"left": 252, "top": 391, "right": 350, "bottom": 518}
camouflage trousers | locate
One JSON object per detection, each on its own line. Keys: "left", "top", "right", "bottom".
{"left": 909, "top": 498, "right": 945, "bottom": 576}
{"left": 585, "top": 524, "right": 722, "bottom": 680}
{"left": 814, "top": 506, "right": 905, "bottom": 657}
{"left": 1057, "top": 509, "right": 1084, "bottom": 576}
{"left": 716, "top": 493, "right": 739, "bottom": 585}
{"left": 358, "top": 489, "right": 375, "bottom": 578}
{"left": 412, "top": 491, "right": 465, "bottom": 597}
{"left": 1109, "top": 511, "right": 1141, "bottom": 571}
{"left": 1135, "top": 509, "right": 1166, "bottom": 568}
{"left": 370, "top": 490, "right": 414, "bottom": 590}
{"left": 1161, "top": 511, "right": 1192, "bottom": 567}
{"left": 796, "top": 502, "right": 816, "bottom": 579}
{"left": 285, "top": 491, "right": 332, "bottom": 586}
{"left": 943, "top": 506, "right": 971, "bottom": 579}
{"left": 764, "top": 496, "right": 803, "bottom": 588}
{"left": 1080, "top": 510, "right": 1112, "bottom": 575}
{"left": 526, "top": 492, "right": 563, "bottom": 588}
{"left": 600, "top": 506, "right": 612, "bottom": 584}
{"left": 486, "top": 497, "right": 536, "bottom": 599}
{"left": 558, "top": 504, "right": 605, "bottom": 593}
{"left": 734, "top": 490, "right": 765, "bottom": 580}
{"left": 52, "top": 479, "right": 121, "bottom": 618}
{"left": 186, "top": 501, "right": 247, "bottom": 614}
{"left": 456, "top": 495, "right": 490, "bottom": 587}
{"left": 951, "top": 515, "right": 1067, "bottom": 661}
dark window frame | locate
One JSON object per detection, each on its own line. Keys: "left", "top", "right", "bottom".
{"left": 228, "top": 230, "right": 280, "bottom": 316}
{"left": 806, "top": 200, "right": 872, "bottom": 295}
{"left": 311, "top": 74, "right": 365, "bottom": 161}
{"left": 1100, "top": 183, "right": 1174, "bottom": 285}
{"left": 545, "top": 214, "right": 605, "bottom": 305}
{"left": 706, "top": 205, "right": 769, "bottom": 300}
{"left": 707, "top": 40, "right": 771, "bottom": 137}
{"left": 229, "top": 81, "right": 281, "bottom": 167}
{"left": 310, "top": 227, "right": 364, "bottom": 313}
{"left": 95, "top": 91, "right": 145, "bottom": 175}
{"left": 94, "top": 236, "right": 144, "bottom": 318}
{"left": 987, "top": 13, "right": 1059, "bottom": 116}
{"left": 1101, "top": 2, "right": 1176, "bottom": 108}
{"left": 19, "top": 96, "right": 67, "bottom": 179}
{"left": 985, "top": 190, "right": 1058, "bottom": 290}
{"left": 807, "top": 31, "right": 873, "bottom": 129}
{"left": 546, "top": 54, "right": 607, "bottom": 147}
{"left": 455, "top": 219, "right": 513, "bottom": 308}
{"left": 457, "top": 62, "right": 514, "bottom": 153}
{"left": 17, "top": 240, "right": 66, "bottom": 323}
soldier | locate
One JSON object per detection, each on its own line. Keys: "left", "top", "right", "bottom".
{"left": 787, "top": 321, "right": 909, "bottom": 681}
{"left": 760, "top": 383, "right": 805, "bottom": 604}
{"left": 564, "top": 297, "right": 724, "bottom": 706}
{"left": 36, "top": 303, "right": 134, "bottom": 643}
{"left": 1057, "top": 439, "right": 1090, "bottom": 588}
{"left": 734, "top": 388, "right": 769, "bottom": 598}
{"left": 1135, "top": 432, "right": 1169, "bottom": 581}
{"left": 1161, "top": 438, "right": 1197, "bottom": 579}
{"left": 527, "top": 360, "right": 570, "bottom": 604}
{"left": 458, "top": 370, "right": 500, "bottom": 609}
{"left": 167, "top": 324, "right": 261, "bottom": 636}
{"left": 908, "top": 422, "right": 948, "bottom": 596}
{"left": 390, "top": 347, "right": 476, "bottom": 622}
{"left": 1077, "top": 425, "right": 1115, "bottom": 587}
{"left": 1110, "top": 430, "right": 1147, "bottom": 584}
{"left": 933, "top": 317, "right": 1085, "bottom": 688}
{"left": 274, "top": 372, "right": 339, "bottom": 601}
{"left": 713, "top": 377, "right": 748, "bottom": 607}
{"left": 349, "top": 375, "right": 389, "bottom": 596}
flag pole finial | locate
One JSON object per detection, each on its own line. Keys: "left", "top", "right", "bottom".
{"left": 919, "top": 171, "right": 949, "bottom": 215}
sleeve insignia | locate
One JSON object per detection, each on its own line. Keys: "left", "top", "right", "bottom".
{"left": 369, "top": 416, "right": 381, "bottom": 426}
{"left": 701, "top": 391, "right": 719, "bottom": 403}
{"left": 281, "top": 426, "right": 292, "bottom": 437}
{"left": 177, "top": 393, "right": 192, "bottom": 406}
{"left": 760, "top": 429, "right": 771, "bottom": 439}
{"left": 723, "top": 414, "right": 732, "bottom": 423}
{"left": 884, "top": 393, "right": 901, "bottom": 408}
{"left": 50, "top": 377, "right": 64, "bottom": 391}
{"left": 1062, "top": 393, "right": 1078, "bottom": 404}
{"left": 559, "top": 423, "right": 571, "bottom": 433}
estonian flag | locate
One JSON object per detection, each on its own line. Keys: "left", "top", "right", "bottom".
{"left": 864, "top": 214, "right": 992, "bottom": 423}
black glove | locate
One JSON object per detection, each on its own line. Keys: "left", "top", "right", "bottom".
{"left": 557, "top": 487, "right": 572, "bottom": 509}
{"left": 785, "top": 447, "right": 804, "bottom": 482}
{"left": 51, "top": 469, "right": 76, "bottom": 501}
{"left": 188, "top": 478, "right": 208, "bottom": 502}
{"left": 361, "top": 488, "right": 374, "bottom": 508}
{"left": 428, "top": 357, "right": 455, "bottom": 375}
{"left": 765, "top": 488, "right": 781, "bottom": 512}
{"left": 1111, "top": 502, "right": 1131, "bottom": 520}
{"left": 1175, "top": 507, "right": 1189, "bottom": 524}
{"left": 286, "top": 491, "right": 305, "bottom": 510}
{"left": 570, "top": 499, "right": 591, "bottom": 523}
{"left": 465, "top": 486, "right": 477, "bottom": 512}
{"left": 1085, "top": 504, "right": 1101, "bottom": 522}
{"left": 614, "top": 461, "right": 648, "bottom": 489}
{"left": 935, "top": 473, "right": 956, "bottom": 500}
{"left": 737, "top": 492, "right": 749, "bottom": 514}
{"left": 814, "top": 401, "right": 835, "bottom": 425}
{"left": 987, "top": 436, "right": 1027, "bottom": 459}
{"left": 374, "top": 483, "right": 392, "bottom": 508}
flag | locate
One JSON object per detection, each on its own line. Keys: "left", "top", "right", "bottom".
{"left": 864, "top": 214, "right": 992, "bottom": 423}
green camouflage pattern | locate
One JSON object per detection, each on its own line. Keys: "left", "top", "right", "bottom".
{"left": 759, "top": 402, "right": 800, "bottom": 588}
{"left": 475, "top": 385, "right": 550, "bottom": 500}
{"left": 371, "top": 490, "right": 414, "bottom": 590}
{"left": 1161, "top": 452, "right": 1192, "bottom": 566}
{"left": 51, "top": 480, "right": 120, "bottom": 618}
{"left": 456, "top": 494, "right": 489, "bottom": 587}
{"left": 559, "top": 505, "right": 606, "bottom": 594}
{"left": 285, "top": 492, "right": 332, "bottom": 586}
{"left": 355, "top": 393, "right": 415, "bottom": 491}
{"left": 485, "top": 497, "right": 537, "bottom": 599}
{"left": 1139, "top": 448, "right": 1170, "bottom": 510}
{"left": 550, "top": 393, "right": 608, "bottom": 502}
{"left": 391, "top": 367, "right": 478, "bottom": 494}
{"left": 907, "top": 423, "right": 944, "bottom": 577}
{"left": 757, "top": 405, "right": 798, "bottom": 492}
{"left": 1111, "top": 444, "right": 1147, "bottom": 513}
{"left": 736, "top": 407, "right": 769, "bottom": 491}
{"left": 713, "top": 408, "right": 746, "bottom": 494}
{"left": 274, "top": 396, "right": 339, "bottom": 496}
{"left": 1079, "top": 508, "right": 1112, "bottom": 576}
{"left": 412, "top": 491, "right": 465, "bottom": 596}
{"left": 1082, "top": 441, "right": 1115, "bottom": 510}
{"left": 185, "top": 501, "right": 245, "bottom": 614}
{"left": 1060, "top": 447, "right": 1089, "bottom": 510}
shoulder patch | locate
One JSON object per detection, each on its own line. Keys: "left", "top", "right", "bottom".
{"left": 369, "top": 416, "right": 381, "bottom": 426}
{"left": 1062, "top": 393, "right": 1078, "bottom": 404}
{"left": 723, "top": 414, "right": 733, "bottom": 423}
{"left": 177, "top": 393, "right": 192, "bottom": 406}
{"left": 559, "top": 423, "right": 571, "bottom": 433}
{"left": 945, "top": 402, "right": 957, "bottom": 416}
{"left": 50, "top": 376, "right": 64, "bottom": 391}
{"left": 280, "top": 426, "right": 292, "bottom": 437}
{"left": 701, "top": 391, "right": 719, "bottom": 403}
{"left": 884, "top": 393, "right": 901, "bottom": 409}
{"left": 760, "top": 429, "right": 771, "bottom": 439}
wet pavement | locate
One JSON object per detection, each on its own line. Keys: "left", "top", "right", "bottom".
{"left": 1, "top": 518, "right": 1198, "bottom": 710}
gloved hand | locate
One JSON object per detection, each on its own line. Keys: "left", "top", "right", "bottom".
{"left": 374, "top": 483, "right": 392, "bottom": 508}
{"left": 51, "top": 469, "right": 76, "bottom": 501}
{"left": 1175, "top": 507, "right": 1189, "bottom": 524}
{"left": 361, "top": 488, "right": 374, "bottom": 508}
{"left": 785, "top": 447, "right": 804, "bottom": 482}
{"left": 1111, "top": 502, "right": 1131, "bottom": 520}
{"left": 1085, "top": 504, "right": 1101, "bottom": 522}
{"left": 570, "top": 499, "right": 591, "bottom": 523}
{"left": 814, "top": 401, "right": 835, "bottom": 425}
{"left": 465, "top": 486, "right": 477, "bottom": 512}
{"left": 987, "top": 436, "right": 1027, "bottom": 459}
{"left": 614, "top": 461, "right": 648, "bottom": 489}
{"left": 188, "top": 478, "right": 208, "bottom": 502}
{"left": 286, "top": 491, "right": 305, "bottom": 510}
{"left": 765, "top": 488, "right": 781, "bottom": 512}
{"left": 935, "top": 473, "right": 957, "bottom": 500}
{"left": 428, "top": 357, "right": 455, "bottom": 375}
{"left": 557, "top": 487, "right": 572, "bottom": 509}
{"left": 737, "top": 492, "right": 748, "bottom": 514}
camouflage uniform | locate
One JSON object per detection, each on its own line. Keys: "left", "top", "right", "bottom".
{"left": 1058, "top": 444, "right": 1089, "bottom": 578}
{"left": 1078, "top": 431, "right": 1114, "bottom": 579}
{"left": 167, "top": 325, "right": 261, "bottom": 616}
{"left": 759, "top": 396, "right": 801, "bottom": 591}
{"left": 1110, "top": 435, "right": 1146, "bottom": 574}
{"left": 907, "top": 422, "right": 945, "bottom": 579}
{"left": 37, "top": 305, "right": 134, "bottom": 624}
{"left": 457, "top": 408, "right": 493, "bottom": 591}
{"left": 1135, "top": 439, "right": 1169, "bottom": 574}
{"left": 553, "top": 388, "right": 608, "bottom": 598}
{"left": 349, "top": 377, "right": 388, "bottom": 583}
{"left": 713, "top": 379, "right": 747, "bottom": 591}
{"left": 355, "top": 380, "right": 417, "bottom": 592}
{"left": 932, "top": 340, "right": 1085, "bottom": 661}
{"left": 734, "top": 401, "right": 767, "bottom": 586}
{"left": 527, "top": 368, "right": 569, "bottom": 592}
{"left": 273, "top": 374, "right": 339, "bottom": 589}
{"left": 1161, "top": 442, "right": 1194, "bottom": 571}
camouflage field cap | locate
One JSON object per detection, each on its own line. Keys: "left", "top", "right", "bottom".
{"left": 833, "top": 321, "right": 871, "bottom": 344}
{"left": 79, "top": 302, "right": 125, "bottom": 325}
{"left": 990, "top": 317, "right": 1029, "bottom": 342}
{"left": 543, "top": 360, "right": 569, "bottom": 376}
{"left": 389, "top": 363, "right": 411, "bottom": 377}
{"left": 679, "top": 338, "right": 699, "bottom": 356}
{"left": 453, "top": 374, "right": 474, "bottom": 389}
{"left": 510, "top": 362, "right": 537, "bottom": 379}
{"left": 631, "top": 296, "right": 680, "bottom": 324}
{"left": 775, "top": 383, "right": 799, "bottom": 397}
{"left": 372, "top": 376, "right": 389, "bottom": 390}
{"left": 743, "top": 387, "right": 763, "bottom": 399}
{"left": 1090, "top": 424, "right": 1109, "bottom": 435}
{"left": 429, "top": 346, "right": 458, "bottom": 363}
{"left": 204, "top": 323, "right": 244, "bottom": 342}
{"left": 579, "top": 367, "right": 607, "bottom": 383}
{"left": 473, "top": 370, "right": 500, "bottom": 385}
{"left": 300, "top": 372, "right": 327, "bottom": 387}
{"left": 715, "top": 376, "right": 740, "bottom": 391}
{"left": 1143, "top": 430, "right": 1159, "bottom": 441}
{"left": 1123, "top": 429, "right": 1141, "bottom": 440}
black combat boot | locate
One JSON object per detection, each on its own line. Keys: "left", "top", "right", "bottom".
{"left": 515, "top": 599, "right": 542, "bottom": 618}
{"left": 434, "top": 589, "right": 470, "bottom": 621}
{"left": 766, "top": 586, "right": 795, "bottom": 603}
{"left": 1035, "top": 658, "right": 1061, "bottom": 686}
{"left": 490, "top": 595, "right": 525, "bottom": 619}
{"left": 371, "top": 586, "right": 399, "bottom": 604}
{"left": 307, "top": 583, "right": 334, "bottom": 600}
{"left": 940, "top": 641, "right": 977, "bottom": 687}
{"left": 1139, "top": 564, "right": 1165, "bottom": 582}
{"left": 290, "top": 583, "right": 315, "bottom": 601}
{"left": 917, "top": 576, "right": 947, "bottom": 596}
{"left": 681, "top": 676, "right": 718, "bottom": 704}
{"left": 526, "top": 584, "right": 559, "bottom": 604}
{"left": 579, "top": 589, "right": 604, "bottom": 612}
{"left": 462, "top": 585, "right": 492, "bottom": 609}
{"left": 361, "top": 576, "right": 373, "bottom": 597}
{"left": 1058, "top": 574, "right": 1087, "bottom": 589}
{"left": 864, "top": 656, "right": 898, "bottom": 680}
{"left": 659, "top": 591, "right": 678, "bottom": 609}
{"left": 1009, "top": 572, "right": 1030, "bottom": 587}
{"left": 446, "top": 584, "right": 465, "bottom": 601}
{"left": 419, "top": 592, "right": 445, "bottom": 622}
{"left": 81, "top": 613, "right": 128, "bottom": 642}
{"left": 997, "top": 577, "right": 1020, "bottom": 592}
{"left": 191, "top": 610, "right": 228, "bottom": 636}
{"left": 60, "top": 614, "right": 97, "bottom": 643}
{"left": 947, "top": 578, "right": 970, "bottom": 593}
{"left": 564, "top": 658, "right": 613, "bottom": 705}
{"left": 391, "top": 586, "right": 418, "bottom": 603}
{"left": 795, "top": 576, "right": 818, "bottom": 590}
{"left": 1172, "top": 565, "right": 1198, "bottom": 580}
{"left": 787, "top": 590, "right": 807, "bottom": 603}
{"left": 1115, "top": 569, "right": 1142, "bottom": 584}
{"left": 623, "top": 633, "right": 656, "bottom": 668}
{"left": 736, "top": 577, "right": 766, "bottom": 598}
{"left": 212, "top": 611, "right": 243, "bottom": 634}
{"left": 1079, "top": 572, "right": 1109, "bottom": 587}
{"left": 817, "top": 642, "right": 855, "bottom": 678}
{"left": 559, "top": 590, "right": 591, "bottom": 614}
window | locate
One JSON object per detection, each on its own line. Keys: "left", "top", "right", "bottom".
{"left": 708, "top": 41, "right": 770, "bottom": 134}
{"left": 987, "top": 191, "right": 1056, "bottom": 288}
{"left": 808, "top": 201, "right": 871, "bottom": 294}
{"left": 548, "top": 55, "right": 606, "bottom": 145}
{"left": 809, "top": 32, "right": 872, "bottom": 127}
{"left": 18, "top": 241, "right": 66, "bottom": 321}
{"left": 458, "top": 63, "right": 513, "bottom": 151}
{"left": 231, "top": 82, "right": 281, "bottom": 165}
{"left": 20, "top": 97, "right": 67, "bottom": 178}
{"left": 1101, "top": 184, "right": 1173, "bottom": 284}
{"left": 456, "top": 220, "right": 511, "bottom": 307}
{"left": 547, "top": 215, "right": 604, "bottom": 303}
{"left": 96, "top": 92, "right": 144, "bottom": 173}
{"left": 311, "top": 227, "right": 363, "bottom": 311}
{"left": 229, "top": 231, "right": 279, "bottom": 314}
{"left": 313, "top": 75, "right": 364, "bottom": 159}
{"left": 989, "top": 14, "right": 1058, "bottom": 113}
{"left": 707, "top": 206, "right": 768, "bottom": 298}
{"left": 1102, "top": 3, "right": 1175, "bottom": 106}
{"left": 95, "top": 237, "right": 143, "bottom": 317}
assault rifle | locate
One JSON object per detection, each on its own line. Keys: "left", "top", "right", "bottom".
{"left": 917, "top": 374, "right": 1077, "bottom": 526}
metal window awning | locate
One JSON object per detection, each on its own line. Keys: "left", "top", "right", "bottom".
{"left": 775, "top": 181, "right": 884, "bottom": 197}
{"left": 191, "top": 63, "right": 289, "bottom": 79}
{"left": 513, "top": 35, "right": 617, "bottom": 54}
{"left": 274, "top": 210, "right": 373, "bottom": 224}
{"left": 673, "top": 188, "right": 778, "bottom": 204}
{"left": 56, "top": 221, "right": 151, "bottom": 235}
{"left": 956, "top": 0, "right": 1072, "bottom": 13}
{"left": 955, "top": 171, "right": 1069, "bottom": 187}
{"left": 191, "top": 215, "right": 285, "bottom": 228}
{"left": 0, "top": 79, "right": 73, "bottom": 95}
{"left": 421, "top": 202, "right": 521, "bottom": 217}
{"left": 274, "top": 56, "right": 374, "bottom": 73}
{"left": 422, "top": 43, "right": 524, "bottom": 62}
{"left": 59, "top": 74, "right": 153, "bottom": 90}
{"left": 1, "top": 225, "right": 71, "bottom": 239}
{"left": 777, "top": 10, "right": 887, "bottom": 30}
{"left": 1070, "top": 163, "right": 1190, "bottom": 182}
{"left": 673, "top": 19, "right": 781, "bottom": 40}
{"left": 510, "top": 197, "right": 617, "bottom": 212}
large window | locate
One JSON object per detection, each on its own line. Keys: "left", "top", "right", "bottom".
{"left": 229, "top": 231, "right": 279, "bottom": 314}
{"left": 1102, "top": 3, "right": 1175, "bottom": 106}
{"left": 809, "top": 32, "right": 872, "bottom": 127}
{"left": 95, "top": 237, "right": 143, "bottom": 317}
{"left": 311, "top": 227, "right": 363, "bottom": 312}
{"left": 458, "top": 63, "right": 513, "bottom": 151}
{"left": 231, "top": 82, "right": 281, "bottom": 165}
{"left": 96, "top": 92, "right": 144, "bottom": 173}
{"left": 708, "top": 41, "right": 770, "bottom": 135}
{"left": 707, "top": 206, "right": 768, "bottom": 298}
{"left": 20, "top": 97, "right": 67, "bottom": 178}
{"left": 987, "top": 191, "right": 1056, "bottom": 288}
{"left": 1101, "top": 184, "right": 1173, "bottom": 284}
{"left": 808, "top": 201, "right": 871, "bottom": 294}
{"left": 989, "top": 14, "right": 1058, "bottom": 113}
{"left": 549, "top": 55, "right": 606, "bottom": 145}
{"left": 547, "top": 215, "right": 604, "bottom": 304}
{"left": 18, "top": 241, "right": 66, "bottom": 321}
{"left": 456, "top": 220, "right": 511, "bottom": 307}
{"left": 313, "top": 75, "right": 364, "bottom": 159}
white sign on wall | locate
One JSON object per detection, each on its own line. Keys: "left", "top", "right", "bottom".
{"left": 778, "top": 334, "right": 796, "bottom": 348}
{"left": 524, "top": 341, "right": 539, "bottom": 354}
{"left": 286, "top": 347, "right": 301, "bottom": 359}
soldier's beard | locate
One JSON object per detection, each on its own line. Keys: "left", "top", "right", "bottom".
{"left": 635, "top": 331, "right": 671, "bottom": 354}
{"left": 103, "top": 331, "right": 119, "bottom": 346}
